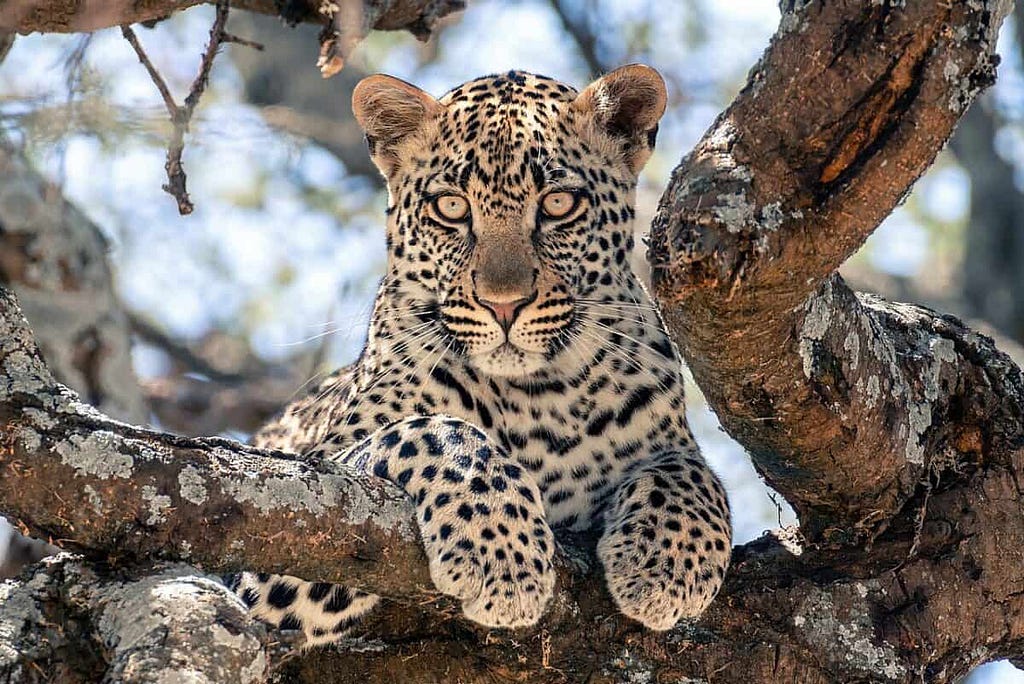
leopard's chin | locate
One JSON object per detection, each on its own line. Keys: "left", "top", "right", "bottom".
{"left": 470, "top": 343, "right": 548, "bottom": 378}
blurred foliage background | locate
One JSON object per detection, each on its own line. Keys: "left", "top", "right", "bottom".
{"left": 1, "top": 2, "right": 1023, "bottom": 680}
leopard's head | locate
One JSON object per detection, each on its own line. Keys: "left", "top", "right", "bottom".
{"left": 353, "top": 66, "right": 666, "bottom": 378}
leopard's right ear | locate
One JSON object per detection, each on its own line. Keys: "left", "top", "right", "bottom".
{"left": 352, "top": 74, "right": 443, "bottom": 177}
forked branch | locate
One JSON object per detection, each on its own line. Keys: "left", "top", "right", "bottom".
{"left": 120, "top": 1, "right": 233, "bottom": 214}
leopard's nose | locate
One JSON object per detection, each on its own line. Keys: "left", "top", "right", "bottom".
{"left": 478, "top": 293, "right": 536, "bottom": 333}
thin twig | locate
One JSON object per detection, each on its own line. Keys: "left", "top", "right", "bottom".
{"left": 220, "top": 32, "right": 264, "bottom": 51}
{"left": 119, "top": 1, "right": 231, "bottom": 215}
{"left": 183, "top": 2, "right": 230, "bottom": 115}
{"left": 119, "top": 25, "right": 178, "bottom": 116}
{"left": 766, "top": 489, "right": 785, "bottom": 528}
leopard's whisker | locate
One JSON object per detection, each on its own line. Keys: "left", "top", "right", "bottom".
{"left": 576, "top": 321, "right": 678, "bottom": 398}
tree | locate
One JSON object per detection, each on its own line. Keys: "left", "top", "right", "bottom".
{"left": 1, "top": 1, "right": 1022, "bottom": 682}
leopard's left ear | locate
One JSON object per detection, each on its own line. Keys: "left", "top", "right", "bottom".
{"left": 352, "top": 74, "right": 444, "bottom": 177}
{"left": 573, "top": 64, "right": 667, "bottom": 174}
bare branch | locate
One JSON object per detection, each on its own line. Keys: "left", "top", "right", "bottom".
{"left": 183, "top": 1, "right": 230, "bottom": 115}
{"left": 0, "top": 0, "right": 463, "bottom": 35}
{"left": 118, "top": 25, "right": 178, "bottom": 116}
{"left": 1, "top": 288, "right": 432, "bottom": 598}
{"left": 120, "top": 2, "right": 230, "bottom": 214}
{"left": 0, "top": 554, "right": 274, "bottom": 682}
{"left": 220, "top": 31, "right": 264, "bottom": 51}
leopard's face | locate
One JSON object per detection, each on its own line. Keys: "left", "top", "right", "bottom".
{"left": 355, "top": 68, "right": 666, "bottom": 378}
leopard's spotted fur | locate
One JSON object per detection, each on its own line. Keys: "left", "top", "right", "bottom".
{"left": 232, "top": 65, "right": 732, "bottom": 645}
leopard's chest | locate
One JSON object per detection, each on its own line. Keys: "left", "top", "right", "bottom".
{"left": 383, "top": 359, "right": 691, "bottom": 530}
{"left": 322, "top": 338, "right": 691, "bottom": 530}
{"left": 494, "top": 372, "right": 689, "bottom": 529}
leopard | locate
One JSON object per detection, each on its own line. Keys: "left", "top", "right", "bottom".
{"left": 229, "top": 64, "right": 732, "bottom": 647}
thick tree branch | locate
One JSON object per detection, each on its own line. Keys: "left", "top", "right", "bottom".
{"left": 0, "top": 288, "right": 432, "bottom": 598}
{"left": 0, "top": 554, "right": 280, "bottom": 683}
{"left": 649, "top": 0, "right": 1013, "bottom": 536}
{"left": 0, "top": 0, "right": 465, "bottom": 38}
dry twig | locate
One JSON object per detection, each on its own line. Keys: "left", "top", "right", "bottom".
{"left": 120, "top": 1, "right": 233, "bottom": 214}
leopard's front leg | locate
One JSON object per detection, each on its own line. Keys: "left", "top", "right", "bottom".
{"left": 340, "top": 415, "right": 556, "bottom": 628}
{"left": 598, "top": 449, "right": 731, "bottom": 630}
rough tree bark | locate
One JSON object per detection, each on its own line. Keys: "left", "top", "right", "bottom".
{"left": 0, "top": 0, "right": 467, "bottom": 79}
{"left": 0, "top": 1, "right": 1022, "bottom": 683}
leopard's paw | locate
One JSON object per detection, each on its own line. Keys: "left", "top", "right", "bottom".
{"left": 597, "top": 455, "right": 731, "bottom": 630}
{"left": 418, "top": 465, "right": 555, "bottom": 628}
{"left": 598, "top": 516, "right": 725, "bottom": 630}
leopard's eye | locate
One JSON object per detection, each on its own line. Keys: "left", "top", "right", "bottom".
{"left": 433, "top": 194, "right": 470, "bottom": 222}
{"left": 540, "top": 191, "right": 577, "bottom": 219}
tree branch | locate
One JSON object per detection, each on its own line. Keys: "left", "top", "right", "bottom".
{"left": 121, "top": 1, "right": 231, "bottom": 214}
{"left": 649, "top": 0, "right": 1013, "bottom": 536}
{"left": 0, "top": 288, "right": 434, "bottom": 597}
{"left": 0, "top": 554, "right": 275, "bottom": 683}
{"left": 0, "top": 0, "right": 465, "bottom": 36}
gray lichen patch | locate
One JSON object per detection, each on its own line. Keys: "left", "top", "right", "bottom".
{"left": 0, "top": 553, "right": 93, "bottom": 672}
{"left": 11, "top": 425, "right": 41, "bottom": 453}
{"left": 715, "top": 191, "right": 757, "bottom": 234}
{"left": 858, "top": 297, "right": 957, "bottom": 466}
{"left": 178, "top": 465, "right": 209, "bottom": 506}
{"left": 83, "top": 484, "right": 104, "bottom": 515}
{"left": 214, "top": 463, "right": 417, "bottom": 541}
{"left": 604, "top": 648, "right": 655, "bottom": 684}
{"left": 141, "top": 485, "right": 172, "bottom": 526}
{"left": 332, "top": 636, "right": 387, "bottom": 653}
{"left": 778, "top": 0, "right": 811, "bottom": 34}
{"left": 798, "top": 278, "right": 835, "bottom": 379}
{"left": 0, "top": 578, "right": 42, "bottom": 667}
{"left": 1, "top": 351, "right": 52, "bottom": 402}
{"left": 800, "top": 281, "right": 962, "bottom": 467}
{"left": 793, "top": 583, "right": 905, "bottom": 681}
{"left": 944, "top": 0, "right": 1011, "bottom": 111}
{"left": 218, "top": 473, "right": 340, "bottom": 516}
{"left": 55, "top": 431, "right": 135, "bottom": 479}
{"left": 20, "top": 407, "right": 54, "bottom": 429}
{"left": 97, "top": 566, "right": 269, "bottom": 684}
{"left": 323, "top": 469, "right": 418, "bottom": 541}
